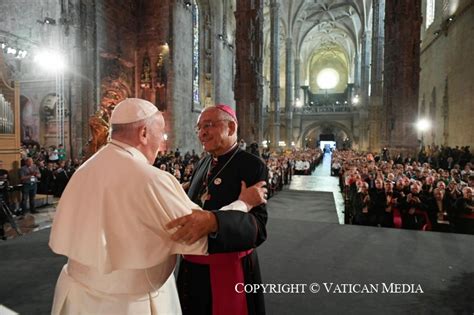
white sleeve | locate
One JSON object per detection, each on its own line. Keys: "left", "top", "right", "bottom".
{"left": 154, "top": 172, "right": 249, "bottom": 256}
{"left": 219, "top": 200, "right": 249, "bottom": 212}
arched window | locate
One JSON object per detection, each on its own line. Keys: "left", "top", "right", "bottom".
{"left": 192, "top": 0, "right": 201, "bottom": 109}
{"left": 425, "top": 0, "right": 435, "bottom": 29}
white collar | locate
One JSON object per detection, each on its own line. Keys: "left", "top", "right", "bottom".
{"left": 109, "top": 139, "right": 150, "bottom": 164}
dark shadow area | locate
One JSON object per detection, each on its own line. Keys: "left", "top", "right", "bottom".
{"left": 0, "top": 229, "right": 66, "bottom": 314}
{"left": 268, "top": 190, "right": 338, "bottom": 223}
{"left": 259, "top": 192, "right": 474, "bottom": 315}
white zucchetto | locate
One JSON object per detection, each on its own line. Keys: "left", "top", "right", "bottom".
{"left": 110, "top": 98, "right": 158, "bottom": 124}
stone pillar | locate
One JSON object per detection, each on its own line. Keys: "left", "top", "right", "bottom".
{"left": 382, "top": 0, "right": 422, "bottom": 154}
{"left": 68, "top": 0, "right": 97, "bottom": 158}
{"left": 360, "top": 31, "right": 371, "bottom": 103}
{"left": 368, "top": 0, "right": 385, "bottom": 152}
{"left": 234, "top": 0, "right": 264, "bottom": 145}
{"left": 442, "top": 77, "right": 449, "bottom": 146}
{"left": 269, "top": 0, "right": 280, "bottom": 149}
{"left": 301, "top": 85, "right": 309, "bottom": 105}
{"left": 353, "top": 51, "right": 360, "bottom": 88}
{"left": 294, "top": 57, "right": 301, "bottom": 101}
{"left": 285, "top": 37, "right": 293, "bottom": 147}
{"left": 358, "top": 31, "right": 371, "bottom": 150}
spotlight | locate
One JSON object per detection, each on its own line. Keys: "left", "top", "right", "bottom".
{"left": 44, "top": 17, "right": 56, "bottom": 25}
{"left": 6, "top": 47, "right": 17, "bottom": 55}
{"left": 34, "top": 49, "right": 66, "bottom": 72}
{"left": 217, "top": 34, "right": 224, "bottom": 40}
{"left": 184, "top": 1, "right": 192, "bottom": 7}
{"left": 37, "top": 17, "right": 56, "bottom": 25}
{"left": 352, "top": 95, "right": 360, "bottom": 105}
{"left": 447, "top": 16, "right": 454, "bottom": 22}
{"left": 416, "top": 118, "right": 431, "bottom": 132}
{"left": 295, "top": 98, "right": 302, "bottom": 108}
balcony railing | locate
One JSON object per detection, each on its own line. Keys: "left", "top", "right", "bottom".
{"left": 298, "top": 105, "right": 352, "bottom": 113}
{"left": 265, "top": 104, "right": 353, "bottom": 114}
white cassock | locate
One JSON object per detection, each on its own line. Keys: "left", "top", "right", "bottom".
{"left": 49, "top": 140, "right": 246, "bottom": 315}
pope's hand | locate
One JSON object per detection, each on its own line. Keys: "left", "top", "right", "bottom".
{"left": 239, "top": 181, "right": 267, "bottom": 209}
{"left": 166, "top": 210, "right": 217, "bottom": 245}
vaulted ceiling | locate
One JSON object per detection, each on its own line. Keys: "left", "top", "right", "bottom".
{"left": 263, "top": 0, "right": 373, "bottom": 87}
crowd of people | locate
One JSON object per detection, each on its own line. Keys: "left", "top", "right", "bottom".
{"left": 2, "top": 139, "right": 332, "bottom": 223}
{"left": 0, "top": 144, "right": 82, "bottom": 221}
{"left": 153, "top": 144, "right": 324, "bottom": 200}
{"left": 7, "top": 141, "right": 473, "bottom": 236}
{"left": 262, "top": 148, "right": 322, "bottom": 197}
{"left": 333, "top": 148, "right": 474, "bottom": 234}
{"left": 7, "top": 137, "right": 473, "bottom": 239}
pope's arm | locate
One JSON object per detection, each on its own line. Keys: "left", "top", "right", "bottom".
{"left": 154, "top": 171, "right": 266, "bottom": 255}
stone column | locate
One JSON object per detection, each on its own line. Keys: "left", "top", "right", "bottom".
{"left": 269, "top": 0, "right": 280, "bottom": 149}
{"left": 285, "top": 37, "right": 293, "bottom": 147}
{"left": 382, "top": 0, "right": 422, "bottom": 154}
{"left": 234, "top": 0, "right": 264, "bottom": 145}
{"left": 360, "top": 31, "right": 371, "bottom": 103}
{"left": 294, "top": 57, "right": 301, "bottom": 101}
{"left": 353, "top": 51, "right": 360, "bottom": 88}
{"left": 358, "top": 31, "right": 371, "bottom": 150}
{"left": 301, "top": 85, "right": 309, "bottom": 105}
{"left": 368, "top": 0, "right": 385, "bottom": 152}
{"left": 68, "top": 0, "right": 97, "bottom": 158}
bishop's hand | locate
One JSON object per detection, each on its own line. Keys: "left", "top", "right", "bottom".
{"left": 239, "top": 180, "right": 267, "bottom": 210}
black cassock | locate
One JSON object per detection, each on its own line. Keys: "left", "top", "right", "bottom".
{"left": 177, "top": 146, "right": 268, "bottom": 315}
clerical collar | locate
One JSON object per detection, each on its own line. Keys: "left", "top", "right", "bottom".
{"left": 213, "top": 142, "right": 238, "bottom": 162}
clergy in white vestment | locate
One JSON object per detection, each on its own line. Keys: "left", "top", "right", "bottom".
{"left": 49, "top": 98, "right": 266, "bottom": 315}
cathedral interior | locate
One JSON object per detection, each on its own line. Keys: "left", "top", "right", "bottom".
{"left": 0, "top": 0, "right": 472, "bottom": 160}
{"left": 0, "top": 0, "right": 473, "bottom": 314}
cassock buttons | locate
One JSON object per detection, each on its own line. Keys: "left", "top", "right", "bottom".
{"left": 214, "top": 178, "right": 222, "bottom": 185}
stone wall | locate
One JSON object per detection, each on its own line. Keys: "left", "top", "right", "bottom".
{"left": 169, "top": 0, "right": 237, "bottom": 153}
{"left": 171, "top": 1, "right": 202, "bottom": 153}
{"left": 419, "top": 0, "right": 474, "bottom": 147}
{"left": 213, "top": 0, "right": 236, "bottom": 107}
{"left": 0, "top": 0, "right": 79, "bottom": 153}
{"left": 0, "top": 0, "right": 255, "bottom": 156}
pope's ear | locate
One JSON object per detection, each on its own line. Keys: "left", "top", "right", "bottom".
{"left": 138, "top": 125, "right": 148, "bottom": 143}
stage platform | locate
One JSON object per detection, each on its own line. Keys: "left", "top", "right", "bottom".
{"left": 260, "top": 190, "right": 474, "bottom": 314}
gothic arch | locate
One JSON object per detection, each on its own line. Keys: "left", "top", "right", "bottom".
{"left": 299, "top": 120, "right": 354, "bottom": 148}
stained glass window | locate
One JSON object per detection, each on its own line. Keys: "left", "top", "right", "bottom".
{"left": 192, "top": 0, "right": 200, "bottom": 107}
{"left": 426, "top": 0, "right": 435, "bottom": 29}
